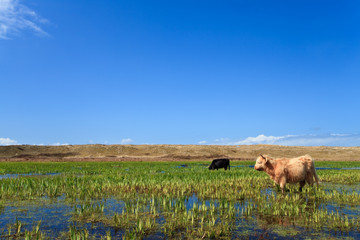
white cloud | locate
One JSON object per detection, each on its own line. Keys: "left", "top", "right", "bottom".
{"left": 214, "top": 138, "right": 231, "bottom": 144}
{"left": 0, "top": 137, "right": 17, "bottom": 145}
{"left": 121, "top": 138, "right": 133, "bottom": 144}
{"left": 234, "top": 134, "right": 292, "bottom": 145}
{"left": 201, "top": 134, "right": 360, "bottom": 147}
{"left": 51, "top": 142, "right": 69, "bottom": 146}
{"left": 0, "top": 0, "right": 48, "bottom": 39}
{"left": 330, "top": 133, "right": 350, "bottom": 137}
{"left": 198, "top": 140, "right": 207, "bottom": 144}
{"left": 275, "top": 134, "right": 360, "bottom": 147}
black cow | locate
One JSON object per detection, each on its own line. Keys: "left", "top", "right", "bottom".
{"left": 209, "top": 158, "right": 230, "bottom": 170}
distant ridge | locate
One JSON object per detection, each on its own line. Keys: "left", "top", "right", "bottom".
{"left": 0, "top": 144, "right": 359, "bottom": 162}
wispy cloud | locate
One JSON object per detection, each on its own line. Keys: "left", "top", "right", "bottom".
{"left": 201, "top": 134, "right": 360, "bottom": 147}
{"left": 274, "top": 134, "right": 360, "bottom": 147}
{"left": 214, "top": 138, "right": 231, "bottom": 144}
{"left": 0, "top": 0, "right": 48, "bottom": 39}
{"left": 50, "top": 142, "right": 70, "bottom": 146}
{"left": 121, "top": 138, "right": 133, "bottom": 144}
{"left": 234, "top": 134, "right": 294, "bottom": 145}
{"left": 0, "top": 137, "right": 17, "bottom": 145}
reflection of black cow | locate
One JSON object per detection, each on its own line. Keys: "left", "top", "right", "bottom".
{"left": 209, "top": 158, "right": 230, "bottom": 170}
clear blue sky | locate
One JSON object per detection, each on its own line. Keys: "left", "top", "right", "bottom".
{"left": 1, "top": 0, "right": 360, "bottom": 146}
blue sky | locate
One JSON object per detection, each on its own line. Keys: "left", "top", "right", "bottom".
{"left": 1, "top": 0, "right": 360, "bottom": 146}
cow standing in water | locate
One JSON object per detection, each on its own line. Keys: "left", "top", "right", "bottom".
{"left": 254, "top": 154, "right": 319, "bottom": 193}
{"left": 209, "top": 158, "right": 230, "bottom": 171}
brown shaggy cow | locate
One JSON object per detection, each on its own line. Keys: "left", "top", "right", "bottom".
{"left": 254, "top": 154, "right": 319, "bottom": 193}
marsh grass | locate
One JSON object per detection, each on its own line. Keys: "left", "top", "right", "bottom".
{"left": 0, "top": 161, "right": 360, "bottom": 239}
{"left": 3, "top": 219, "right": 43, "bottom": 239}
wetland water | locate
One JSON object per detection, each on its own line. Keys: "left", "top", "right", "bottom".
{"left": 0, "top": 173, "right": 61, "bottom": 179}
{"left": 0, "top": 161, "right": 360, "bottom": 239}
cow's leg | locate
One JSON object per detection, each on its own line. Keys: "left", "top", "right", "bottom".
{"left": 306, "top": 171, "right": 314, "bottom": 186}
{"left": 299, "top": 180, "right": 306, "bottom": 192}
{"left": 279, "top": 178, "right": 286, "bottom": 194}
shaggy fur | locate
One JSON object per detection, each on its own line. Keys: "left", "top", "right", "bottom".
{"left": 254, "top": 154, "right": 319, "bottom": 193}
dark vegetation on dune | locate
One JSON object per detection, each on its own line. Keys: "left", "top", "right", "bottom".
{"left": 1, "top": 144, "right": 360, "bottom": 162}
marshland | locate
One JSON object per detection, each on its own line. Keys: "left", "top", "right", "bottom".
{"left": 1, "top": 145, "right": 360, "bottom": 239}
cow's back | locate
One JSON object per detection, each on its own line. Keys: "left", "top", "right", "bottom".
{"left": 284, "top": 158, "right": 307, "bottom": 183}
{"left": 214, "top": 158, "right": 229, "bottom": 166}
{"left": 209, "top": 158, "right": 230, "bottom": 170}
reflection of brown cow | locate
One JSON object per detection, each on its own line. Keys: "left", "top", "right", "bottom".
{"left": 254, "top": 154, "right": 319, "bottom": 193}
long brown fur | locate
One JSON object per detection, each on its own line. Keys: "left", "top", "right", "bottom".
{"left": 254, "top": 154, "right": 319, "bottom": 193}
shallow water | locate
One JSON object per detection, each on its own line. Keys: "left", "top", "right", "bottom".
{"left": 1, "top": 189, "right": 359, "bottom": 239}
{"left": 174, "top": 164, "right": 189, "bottom": 168}
{"left": 322, "top": 182, "right": 360, "bottom": 194}
{"left": 232, "top": 165, "right": 360, "bottom": 170}
{"left": 0, "top": 198, "right": 72, "bottom": 237}
{"left": 232, "top": 165, "right": 254, "bottom": 168}
{"left": 0, "top": 172, "right": 61, "bottom": 179}
{"left": 1, "top": 161, "right": 360, "bottom": 239}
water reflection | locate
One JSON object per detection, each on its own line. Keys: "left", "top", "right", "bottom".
{"left": 0, "top": 173, "right": 61, "bottom": 179}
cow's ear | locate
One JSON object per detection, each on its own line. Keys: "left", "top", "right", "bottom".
{"left": 261, "top": 154, "right": 268, "bottom": 163}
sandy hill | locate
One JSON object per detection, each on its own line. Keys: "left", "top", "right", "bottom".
{"left": 0, "top": 144, "right": 359, "bottom": 162}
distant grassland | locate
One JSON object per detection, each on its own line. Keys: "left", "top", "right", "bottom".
{"left": 1, "top": 144, "right": 360, "bottom": 162}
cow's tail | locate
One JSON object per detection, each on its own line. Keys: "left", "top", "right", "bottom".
{"left": 311, "top": 160, "right": 320, "bottom": 186}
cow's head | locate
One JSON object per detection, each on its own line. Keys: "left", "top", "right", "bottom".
{"left": 254, "top": 154, "right": 269, "bottom": 171}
